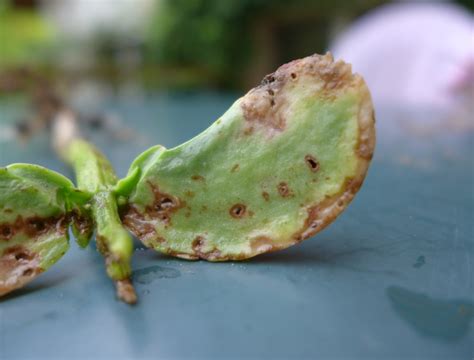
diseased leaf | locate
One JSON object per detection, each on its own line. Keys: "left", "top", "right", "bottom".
{"left": 120, "top": 53, "right": 376, "bottom": 261}
{"left": 0, "top": 164, "right": 90, "bottom": 296}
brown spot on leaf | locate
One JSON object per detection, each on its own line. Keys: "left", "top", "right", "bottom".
{"left": 241, "top": 69, "right": 287, "bottom": 135}
{"left": 305, "top": 155, "right": 320, "bottom": 172}
{"left": 231, "top": 164, "right": 240, "bottom": 172}
{"left": 25, "top": 218, "right": 47, "bottom": 235}
{"left": 16, "top": 252, "right": 32, "bottom": 262}
{"left": 192, "top": 236, "right": 205, "bottom": 251}
{"left": 262, "top": 191, "right": 270, "bottom": 201}
{"left": 191, "top": 236, "right": 222, "bottom": 261}
{"left": 229, "top": 204, "right": 247, "bottom": 218}
{"left": 120, "top": 205, "right": 160, "bottom": 248}
{"left": 241, "top": 53, "right": 357, "bottom": 137}
{"left": 292, "top": 177, "right": 363, "bottom": 242}
{"left": 241, "top": 95, "right": 285, "bottom": 134}
{"left": 355, "top": 109, "right": 376, "bottom": 160}
{"left": 320, "top": 63, "right": 352, "bottom": 94}
{"left": 191, "top": 175, "right": 205, "bottom": 181}
{"left": 0, "top": 214, "right": 67, "bottom": 242}
{"left": 120, "top": 183, "right": 184, "bottom": 247}
{"left": 0, "top": 225, "right": 13, "bottom": 241}
{"left": 145, "top": 182, "right": 185, "bottom": 225}
{"left": 22, "top": 268, "right": 34, "bottom": 276}
{"left": 250, "top": 236, "right": 276, "bottom": 254}
{"left": 262, "top": 74, "right": 275, "bottom": 84}
{"left": 277, "top": 182, "right": 293, "bottom": 197}
{"left": 0, "top": 245, "right": 42, "bottom": 297}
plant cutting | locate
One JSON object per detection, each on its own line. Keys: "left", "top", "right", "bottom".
{"left": 0, "top": 53, "right": 375, "bottom": 304}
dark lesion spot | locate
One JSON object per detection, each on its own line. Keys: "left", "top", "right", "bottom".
{"left": 1, "top": 215, "right": 67, "bottom": 242}
{"left": 277, "top": 182, "right": 293, "bottom": 197}
{"left": 305, "top": 155, "right": 320, "bottom": 172}
{"left": 157, "top": 213, "right": 171, "bottom": 223}
{"left": 292, "top": 176, "right": 364, "bottom": 242}
{"left": 0, "top": 245, "right": 41, "bottom": 296}
{"left": 15, "top": 251, "right": 32, "bottom": 261}
{"left": 262, "top": 191, "right": 270, "bottom": 201}
{"left": 261, "top": 74, "right": 275, "bottom": 85}
{"left": 22, "top": 268, "right": 34, "bottom": 276}
{"left": 191, "top": 175, "right": 205, "bottom": 181}
{"left": 229, "top": 204, "right": 247, "bottom": 219}
{"left": 241, "top": 69, "right": 287, "bottom": 134}
{"left": 191, "top": 235, "right": 222, "bottom": 260}
{"left": 0, "top": 225, "right": 13, "bottom": 240}
{"left": 192, "top": 236, "right": 205, "bottom": 250}
{"left": 25, "top": 218, "right": 47, "bottom": 236}
{"left": 120, "top": 205, "right": 159, "bottom": 248}
{"left": 156, "top": 197, "right": 176, "bottom": 211}
{"left": 29, "top": 219, "right": 45, "bottom": 231}
{"left": 231, "top": 164, "right": 240, "bottom": 173}
{"left": 144, "top": 182, "right": 185, "bottom": 225}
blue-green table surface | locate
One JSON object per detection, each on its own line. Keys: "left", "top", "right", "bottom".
{"left": 0, "top": 93, "right": 472, "bottom": 360}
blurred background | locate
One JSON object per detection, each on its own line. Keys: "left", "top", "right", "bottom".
{"left": 0, "top": 0, "right": 472, "bottom": 154}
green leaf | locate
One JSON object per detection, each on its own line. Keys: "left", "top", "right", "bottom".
{"left": 121, "top": 53, "right": 375, "bottom": 261}
{"left": 0, "top": 164, "right": 90, "bottom": 296}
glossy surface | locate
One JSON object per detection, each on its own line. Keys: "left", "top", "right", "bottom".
{"left": 0, "top": 94, "right": 473, "bottom": 359}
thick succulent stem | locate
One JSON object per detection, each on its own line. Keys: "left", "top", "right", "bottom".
{"left": 54, "top": 111, "right": 136, "bottom": 304}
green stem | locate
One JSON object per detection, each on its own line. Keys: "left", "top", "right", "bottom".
{"left": 62, "top": 138, "right": 136, "bottom": 304}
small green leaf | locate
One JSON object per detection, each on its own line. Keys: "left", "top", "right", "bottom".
{"left": 0, "top": 164, "right": 89, "bottom": 296}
